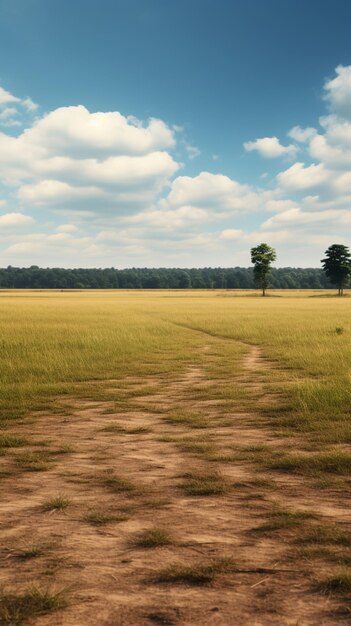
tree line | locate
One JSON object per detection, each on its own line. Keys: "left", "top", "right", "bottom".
{"left": 0, "top": 244, "right": 349, "bottom": 291}
{"left": 0, "top": 265, "right": 333, "bottom": 289}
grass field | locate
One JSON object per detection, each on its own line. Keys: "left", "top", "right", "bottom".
{"left": 0, "top": 290, "right": 350, "bottom": 625}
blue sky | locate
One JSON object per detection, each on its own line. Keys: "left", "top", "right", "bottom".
{"left": 1, "top": 0, "right": 351, "bottom": 268}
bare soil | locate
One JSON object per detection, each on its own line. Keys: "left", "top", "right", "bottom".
{"left": 0, "top": 337, "right": 350, "bottom": 625}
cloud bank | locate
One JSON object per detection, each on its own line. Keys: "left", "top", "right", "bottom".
{"left": 1, "top": 66, "right": 351, "bottom": 267}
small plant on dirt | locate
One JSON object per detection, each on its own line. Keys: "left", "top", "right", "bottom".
{"left": 180, "top": 471, "right": 229, "bottom": 496}
{"left": 0, "top": 434, "right": 28, "bottom": 448}
{"left": 42, "top": 496, "right": 71, "bottom": 511}
{"left": 258, "top": 505, "right": 316, "bottom": 531}
{"left": 16, "top": 544, "right": 51, "bottom": 560}
{"left": 0, "top": 587, "right": 67, "bottom": 625}
{"left": 103, "top": 474, "right": 136, "bottom": 493}
{"left": 15, "top": 451, "right": 54, "bottom": 472}
{"left": 319, "top": 571, "right": 351, "bottom": 593}
{"left": 155, "top": 558, "right": 233, "bottom": 585}
{"left": 83, "top": 511, "right": 128, "bottom": 525}
{"left": 135, "top": 527, "right": 173, "bottom": 548}
{"left": 296, "top": 523, "right": 351, "bottom": 546}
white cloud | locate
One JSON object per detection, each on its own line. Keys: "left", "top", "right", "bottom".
{"left": 0, "top": 104, "right": 180, "bottom": 214}
{"left": 288, "top": 126, "right": 316, "bottom": 143}
{"left": 24, "top": 106, "right": 175, "bottom": 157}
{"left": 56, "top": 223, "right": 78, "bottom": 233}
{"left": 185, "top": 144, "right": 201, "bottom": 160}
{"left": 276, "top": 162, "right": 330, "bottom": 191}
{"left": 324, "top": 65, "right": 351, "bottom": 120}
{"left": 22, "top": 97, "right": 38, "bottom": 112}
{"left": 244, "top": 136, "right": 298, "bottom": 158}
{"left": 0, "top": 87, "right": 20, "bottom": 106}
{"left": 164, "top": 171, "right": 266, "bottom": 213}
{"left": 0, "top": 212, "right": 34, "bottom": 227}
{"left": 219, "top": 229, "right": 244, "bottom": 240}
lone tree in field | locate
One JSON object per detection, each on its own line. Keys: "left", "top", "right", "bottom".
{"left": 251, "top": 243, "right": 276, "bottom": 296}
{"left": 321, "top": 244, "right": 351, "bottom": 296}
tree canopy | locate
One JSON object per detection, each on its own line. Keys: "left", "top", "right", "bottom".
{"left": 250, "top": 243, "right": 277, "bottom": 296}
{"left": 0, "top": 265, "right": 331, "bottom": 290}
{"left": 321, "top": 244, "right": 351, "bottom": 296}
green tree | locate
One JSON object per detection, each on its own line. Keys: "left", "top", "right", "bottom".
{"left": 321, "top": 244, "right": 351, "bottom": 296}
{"left": 250, "top": 243, "right": 277, "bottom": 296}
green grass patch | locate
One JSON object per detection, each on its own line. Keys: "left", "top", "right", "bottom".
{"left": 135, "top": 527, "right": 173, "bottom": 548}
{"left": 269, "top": 450, "right": 351, "bottom": 475}
{"left": 0, "top": 588, "right": 67, "bottom": 625}
{"left": 83, "top": 511, "right": 128, "bottom": 525}
{"left": 319, "top": 571, "right": 351, "bottom": 593}
{"left": 42, "top": 496, "right": 71, "bottom": 511}
{"left": 0, "top": 434, "right": 28, "bottom": 448}
{"left": 15, "top": 451, "right": 54, "bottom": 472}
{"left": 155, "top": 558, "right": 233, "bottom": 585}
{"left": 102, "top": 474, "right": 137, "bottom": 493}
{"left": 297, "top": 523, "right": 351, "bottom": 546}
{"left": 258, "top": 506, "right": 316, "bottom": 531}
{"left": 180, "top": 470, "right": 229, "bottom": 496}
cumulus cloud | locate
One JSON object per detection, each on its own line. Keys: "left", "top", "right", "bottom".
{"left": 164, "top": 171, "right": 267, "bottom": 213}
{"left": 0, "top": 85, "right": 38, "bottom": 128}
{"left": 324, "top": 65, "right": 351, "bottom": 120}
{"left": 0, "top": 104, "right": 180, "bottom": 214}
{"left": 2, "top": 64, "right": 351, "bottom": 268}
{"left": 244, "top": 136, "right": 298, "bottom": 158}
{"left": 277, "top": 162, "right": 331, "bottom": 191}
{"left": 219, "top": 229, "right": 244, "bottom": 240}
{"left": 0, "top": 87, "right": 20, "bottom": 106}
{"left": 288, "top": 126, "right": 317, "bottom": 143}
{"left": 0, "top": 212, "right": 34, "bottom": 227}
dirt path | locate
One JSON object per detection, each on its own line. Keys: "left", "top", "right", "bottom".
{"left": 0, "top": 336, "right": 350, "bottom": 625}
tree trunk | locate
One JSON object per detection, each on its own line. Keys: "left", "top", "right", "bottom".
{"left": 262, "top": 287, "right": 266, "bottom": 297}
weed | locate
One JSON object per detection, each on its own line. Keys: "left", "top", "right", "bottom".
{"left": 319, "top": 571, "right": 351, "bottom": 593}
{"left": 16, "top": 544, "right": 51, "bottom": 560}
{"left": 15, "top": 451, "right": 54, "bottom": 472}
{"left": 164, "top": 411, "right": 210, "bottom": 429}
{"left": 0, "top": 434, "right": 28, "bottom": 448}
{"left": 0, "top": 588, "right": 67, "bottom": 624}
{"left": 42, "top": 496, "right": 71, "bottom": 511}
{"left": 84, "top": 511, "right": 128, "bottom": 525}
{"left": 155, "top": 558, "right": 233, "bottom": 585}
{"left": 269, "top": 451, "right": 351, "bottom": 475}
{"left": 258, "top": 506, "right": 316, "bottom": 531}
{"left": 297, "top": 523, "right": 351, "bottom": 546}
{"left": 135, "top": 528, "right": 173, "bottom": 548}
{"left": 180, "top": 471, "right": 229, "bottom": 496}
{"left": 103, "top": 474, "right": 136, "bottom": 493}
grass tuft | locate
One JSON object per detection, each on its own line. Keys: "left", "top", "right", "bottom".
{"left": 155, "top": 558, "right": 233, "bottom": 585}
{"left": 15, "top": 451, "right": 54, "bottom": 472}
{"left": 83, "top": 511, "right": 128, "bottom": 525}
{"left": 0, "top": 434, "right": 28, "bottom": 448}
{"left": 319, "top": 571, "right": 351, "bottom": 593}
{"left": 180, "top": 471, "right": 229, "bottom": 496}
{"left": 297, "top": 523, "right": 351, "bottom": 546}
{"left": 258, "top": 506, "right": 316, "bottom": 531}
{"left": 269, "top": 450, "right": 351, "bottom": 475}
{"left": 0, "top": 588, "right": 67, "bottom": 625}
{"left": 103, "top": 474, "right": 136, "bottom": 493}
{"left": 42, "top": 496, "right": 71, "bottom": 511}
{"left": 135, "top": 527, "right": 173, "bottom": 548}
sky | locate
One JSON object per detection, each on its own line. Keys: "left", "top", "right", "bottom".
{"left": 0, "top": 0, "right": 351, "bottom": 268}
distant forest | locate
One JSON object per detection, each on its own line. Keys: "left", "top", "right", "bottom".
{"left": 0, "top": 266, "right": 334, "bottom": 289}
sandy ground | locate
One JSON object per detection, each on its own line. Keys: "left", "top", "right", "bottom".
{"left": 0, "top": 337, "right": 350, "bottom": 625}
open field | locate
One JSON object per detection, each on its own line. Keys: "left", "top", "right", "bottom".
{"left": 0, "top": 290, "right": 350, "bottom": 625}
